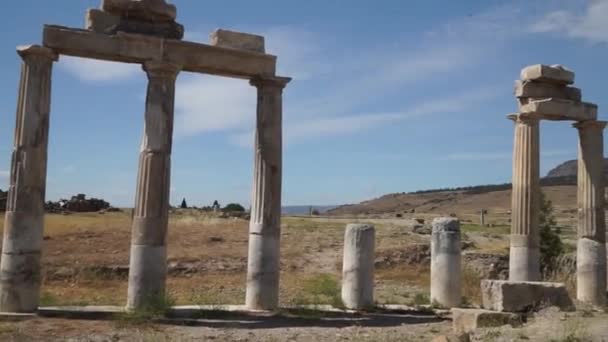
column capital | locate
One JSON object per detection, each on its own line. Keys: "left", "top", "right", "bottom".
{"left": 143, "top": 61, "right": 181, "bottom": 79}
{"left": 573, "top": 120, "right": 607, "bottom": 131}
{"left": 507, "top": 113, "right": 539, "bottom": 125}
{"left": 250, "top": 76, "right": 291, "bottom": 89}
{"left": 17, "top": 45, "right": 58, "bottom": 62}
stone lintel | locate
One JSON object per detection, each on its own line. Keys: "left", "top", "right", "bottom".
{"left": 86, "top": 9, "right": 184, "bottom": 40}
{"left": 451, "top": 308, "right": 522, "bottom": 335}
{"left": 519, "top": 98, "right": 597, "bottom": 121}
{"left": 210, "top": 29, "right": 265, "bottom": 53}
{"left": 520, "top": 64, "right": 574, "bottom": 85}
{"left": 16, "top": 45, "right": 58, "bottom": 61}
{"left": 481, "top": 280, "right": 575, "bottom": 312}
{"left": 43, "top": 25, "right": 277, "bottom": 79}
{"left": 514, "top": 80, "right": 581, "bottom": 101}
{"left": 102, "top": 0, "right": 177, "bottom": 22}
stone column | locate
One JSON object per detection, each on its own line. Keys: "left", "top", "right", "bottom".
{"left": 341, "top": 224, "right": 375, "bottom": 309}
{"left": 508, "top": 114, "right": 541, "bottom": 281}
{"left": 127, "top": 61, "right": 180, "bottom": 310}
{"left": 0, "top": 46, "right": 57, "bottom": 313}
{"left": 430, "top": 217, "right": 461, "bottom": 308}
{"left": 245, "top": 76, "right": 290, "bottom": 310}
{"left": 574, "top": 120, "right": 607, "bottom": 306}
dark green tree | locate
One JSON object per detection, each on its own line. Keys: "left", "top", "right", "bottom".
{"left": 539, "top": 192, "right": 564, "bottom": 271}
{"left": 223, "top": 203, "right": 245, "bottom": 212}
{"left": 180, "top": 198, "right": 188, "bottom": 209}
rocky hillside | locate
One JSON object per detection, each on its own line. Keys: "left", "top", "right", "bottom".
{"left": 328, "top": 159, "right": 608, "bottom": 218}
{"left": 546, "top": 158, "right": 608, "bottom": 178}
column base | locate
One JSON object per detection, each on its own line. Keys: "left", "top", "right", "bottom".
{"left": 245, "top": 232, "right": 280, "bottom": 310}
{"left": 126, "top": 245, "right": 167, "bottom": 310}
{"left": 0, "top": 252, "right": 41, "bottom": 313}
{"left": 577, "top": 238, "right": 607, "bottom": 305}
{"left": 509, "top": 246, "right": 541, "bottom": 281}
{"left": 430, "top": 252, "right": 462, "bottom": 308}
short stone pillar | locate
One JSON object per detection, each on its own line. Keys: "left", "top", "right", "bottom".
{"left": 480, "top": 209, "right": 487, "bottom": 227}
{"left": 245, "top": 76, "right": 290, "bottom": 310}
{"left": 508, "top": 114, "right": 541, "bottom": 281}
{"left": 341, "top": 224, "right": 375, "bottom": 309}
{"left": 574, "top": 120, "right": 607, "bottom": 306}
{"left": 430, "top": 217, "right": 462, "bottom": 308}
{"left": 126, "top": 61, "right": 180, "bottom": 310}
{"left": 0, "top": 46, "right": 57, "bottom": 313}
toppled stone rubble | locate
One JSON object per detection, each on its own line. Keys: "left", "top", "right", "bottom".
{"left": 45, "top": 194, "right": 116, "bottom": 213}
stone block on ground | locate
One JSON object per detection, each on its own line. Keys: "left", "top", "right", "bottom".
{"left": 210, "top": 29, "right": 265, "bottom": 53}
{"left": 520, "top": 64, "right": 574, "bottom": 85}
{"left": 452, "top": 308, "right": 522, "bottom": 335}
{"left": 481, "top": 280, "right": 575, "bottom": 312}
{"left": 514, "top": 80, "right": 581, "bottom": 101}
{"left": 519, "top": 98, "right": 597, "bottom": 121}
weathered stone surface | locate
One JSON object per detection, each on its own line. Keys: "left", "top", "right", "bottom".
{"left": 102, "top": 0, "right": 177, "bottom": 22}
{"left": 43, "top": 25, "right": 277, "bottom": 78}
{"left": 86, "top": 9, "right": 184, "bottom": 39}
{"left": 520, "top": 98, "right": 597, "bottom": 121}
{"left": 481, "top": 280, "right": 575, "bottom": 312}
{"left": 126, "top": 62, "right": 179, "bottom": 310}
{"left": 430, "top": 218, "right": 461, "bottom": 308}
{"left": 514, "top": 80, "right": 581, "bottom": 101}
{"left": 210, "top": 29, "right": 265, "bottom": 53}
{"left": 341, "top": 224, "right": 375, "bottom": 310}
{"left": 452, "top": 308, "right": 522, "bottom": 335}
{"left": 245, "top": 77, "right": 290, "bottom": 311}
{"left": 1, "top": 45, "right": 56, "bottom": 313}
{"left": 520, "top": 64, "right": 574, "bottom": 85}
{"left": 508, "top": 114, "right": 541, "bottom": 281}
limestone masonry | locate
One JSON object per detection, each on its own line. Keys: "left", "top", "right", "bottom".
{"left": 0, "top": 0, "right": 290, "bottom": 313}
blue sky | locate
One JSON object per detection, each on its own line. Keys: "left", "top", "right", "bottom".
{"left": 0, "top": 0, "right": 606, "bottom": 207}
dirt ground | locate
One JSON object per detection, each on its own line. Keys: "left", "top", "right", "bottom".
{"left": 0, "top": 211, "right": 596, "bottom": 341}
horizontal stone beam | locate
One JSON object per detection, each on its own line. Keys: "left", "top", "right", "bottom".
{"left": 521, "top": 64, "right": 574, "bottom": 85}
{"left": 514, "top": 80, "right": 581, "bottom": 102}
{"left": 42, "top": 25, "right": 276, "bottom": 78}
{"left": 519, "top": 98, "right": 597, "bottom": 121}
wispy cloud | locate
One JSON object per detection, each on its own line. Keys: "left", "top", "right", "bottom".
{"left": 59, "top": 56, "right": 140, "bottom": 82}
{"left": 174, "top": 76, "right": 255, "bottom": 137}
{"left": 0, "top": 170, "right": 8, "bottom": 178}
{"left": 531, "top": 0, "right": 608, "bottom": 43}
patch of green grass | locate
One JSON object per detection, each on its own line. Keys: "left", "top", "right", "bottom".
{"left": 114, "top": 293, "right": 175, "bottom": 327}
{"left": 550, "top": 318, "right": 591, "bottom": 342}
{"left": 411, "top": 293, "right": 429, "bottom": 306}
{"left": 289, "top": 273, "right": 345, "bottom": 309}
{"left": 39, "top": 292, "right": 59, "bottom": 306}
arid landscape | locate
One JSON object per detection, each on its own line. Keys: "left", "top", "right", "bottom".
{"left": 0, "top": 206, "right": 604, "bottom": 341}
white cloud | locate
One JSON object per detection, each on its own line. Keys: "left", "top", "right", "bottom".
{"left": 0, "top": 170, "right": 8, "bottom": 179}
{"left": 174, "top": 75, "right": 255, "bottom": 137}
{"left": 59, "top": 56, "right": 141, "bottom": 82}
{"left": 531, "top": 0, "right": 608, "bottom": 43}
{"left": 231, "top": 86, "right": 500, "bottom": 148}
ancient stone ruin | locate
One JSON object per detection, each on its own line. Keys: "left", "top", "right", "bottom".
{"left": 45, "top": 194, "right": 112, "bottom": 213}
{"left": 0, "top": 0, "right": 290, "bottom": 313}
{"left": 508, "top": 64, "right": 605, "bottom": 306}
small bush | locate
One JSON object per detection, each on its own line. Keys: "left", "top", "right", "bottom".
{"left": 291, "top": 273, "right": 344, "bottom": 309}
{"left": 223, "top": 203, "right": 245, "bottom": 212}
{"left": 539, "top": 192, "right": 565, "bottom": 274}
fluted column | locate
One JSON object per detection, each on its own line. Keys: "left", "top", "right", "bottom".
{"left": 245, "top": 76, "right": 290, "bottom": 310}
{"left": 127, "top": 61, "right": 180, "bottom": 309}
{"left": 0, "top": 46, "right": 57, "bottom": 313}
{"left": 508, "top": 114, "right": 541, "bottom": 281}
{"left": 574, "top": 120, "right": 607, "bottom": 305}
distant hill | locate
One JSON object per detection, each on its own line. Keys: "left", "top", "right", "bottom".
{"left": 327, "top": 158, "right": 608, "bottom": 217}
{"left": 546, "top": 158, "right": 608, "bottom": 179}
